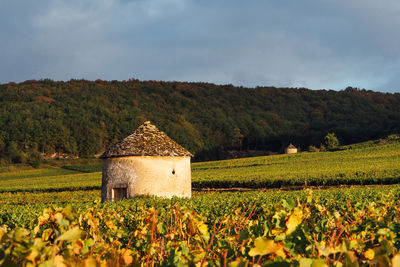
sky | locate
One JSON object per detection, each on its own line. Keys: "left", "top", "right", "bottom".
{"left": 1, "top": 0, "right": 400, "bottom": 92}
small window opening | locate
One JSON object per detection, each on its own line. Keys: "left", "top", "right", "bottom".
{"left": 172, "top": 169, "right": 176, "bottom": 175}
{"left": 113, "top": 187, "right": 127, "bottom": 201}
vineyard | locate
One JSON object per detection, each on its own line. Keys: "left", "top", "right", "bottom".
{"left": 192, "top": 144, "right": 400, "bottom": 188}
{"left": 2, "top": 187, "right": 400, "bottom": 265}
{"left": 0, "top": 140, "right": 399, "bottom": 192}
{"left": 1, "top": 140, "right": 400, "bottom": 265}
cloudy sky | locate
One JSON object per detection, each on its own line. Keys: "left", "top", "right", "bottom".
{"left": 1, "top": 0, "right": 400, "bottom": 92}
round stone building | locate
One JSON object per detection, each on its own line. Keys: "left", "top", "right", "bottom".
{"left": 100, "top": 122, "right": 193, "bottom": 202}
{"left": 285, "top": 143, "right": 298, "bottom": 154}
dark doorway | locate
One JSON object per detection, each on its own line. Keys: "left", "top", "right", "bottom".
{"left": 113, "top": 187, "right": 127, "bottom": 200}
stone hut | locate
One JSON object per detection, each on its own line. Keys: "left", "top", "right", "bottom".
{"left": 100, "top": 121, "right": 193, "bottom": 202}
{"left": 285, "top": 143, "right": 298, "bottom": 154}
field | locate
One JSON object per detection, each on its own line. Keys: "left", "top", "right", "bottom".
{"left": 2, "top": 186, "right": 400, "bottom": 265}
{"left": 192, "top": 141, "right": 400, "bottom": 188}
{"left": 0, "top": 139, "right": 399, "bottom": 192}
{"left": 1, "top": 139, "right": 400, "bottom": 265}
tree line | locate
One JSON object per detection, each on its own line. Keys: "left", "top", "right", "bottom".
{"left": 0, "top": 79, "right": 399, "bottom": 164}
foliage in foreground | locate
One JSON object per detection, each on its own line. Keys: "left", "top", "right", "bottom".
{"left": 2, "top": 191, "right": 400, "bottom": 266}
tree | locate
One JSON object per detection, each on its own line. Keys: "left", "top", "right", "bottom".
{"left": 232, "top": 127, "right": 244, "bottom": 150}
{"left": 27, "top": 151, "right": 43, "bottom": 168}
{"left": 6, "top": 142, "right": 25, "bottom": 163}
{"left": 324, "top": 133, "right": 339, "bottom": 151}
{"left": 0, "top": 79, "right": 400, "bottom": 161}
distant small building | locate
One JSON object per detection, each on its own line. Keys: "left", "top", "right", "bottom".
{"left": 285, "top": 143, "right": 298, "bottom": 154}
{"left": 100, "top": 121, "right": 193, "bottom": 202}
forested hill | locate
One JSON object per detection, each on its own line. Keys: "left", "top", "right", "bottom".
{"left": 0, "top": 79, "right": 399, "bottom": 162}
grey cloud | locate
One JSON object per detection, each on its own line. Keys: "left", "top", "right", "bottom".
{"left": 0, "top": 0, "right": 399, "bottom": 92}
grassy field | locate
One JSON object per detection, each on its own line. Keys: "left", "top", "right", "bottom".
{"left": 0, "top": 139, "right": 399, "bottom": 192}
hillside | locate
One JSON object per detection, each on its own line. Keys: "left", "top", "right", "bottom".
{"left": 0, "top": 79, "right": 400, "bottom": 162}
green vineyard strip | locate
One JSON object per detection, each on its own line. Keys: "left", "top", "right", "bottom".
{"left": 0, "top": 172, "right": 101, "bottom": 193}
{"left": 0, "top": 167, "right": 79, "bottom": 181}
{"left": 61, "top": 164, "right": 102, "bottom": 173}
{"left": 0, "top": 141, "right": 399, "bottom": 192}
{"left": 192, "top": 142, "right": 400, "bottom": 188}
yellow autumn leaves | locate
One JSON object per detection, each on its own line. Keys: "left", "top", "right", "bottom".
{"left": 286, "top": 207, "right": 304, "bottom": 235}
{"left": 248, "top": 237, "right": 286, "bottom": 259}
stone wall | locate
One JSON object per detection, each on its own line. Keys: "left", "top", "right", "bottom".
{"left": 101, "top": 156, "right": 191, "bottom": 201}
{"left": 285, "top": 148, "right": 298, "bottom": 154}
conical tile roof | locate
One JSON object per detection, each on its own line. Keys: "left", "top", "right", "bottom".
{"left": 100, "top": 122, "right": 193, "bottom": 158}
{"left": 287, "top": 143, "right": 297, "bottom": 149}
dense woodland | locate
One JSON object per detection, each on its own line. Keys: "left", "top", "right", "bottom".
{"left": 0, "top": 79, "right": 399, "bottom": 163}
